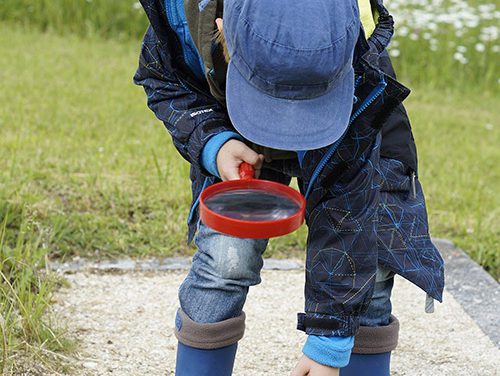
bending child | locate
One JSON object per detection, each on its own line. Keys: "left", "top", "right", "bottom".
{"left": 134, "top": 0, "right": 445, "bottom": 375}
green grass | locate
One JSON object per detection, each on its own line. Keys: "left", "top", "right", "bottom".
{"left": 0, "top": 0, "right": 148, "bottom": 40}
{"left": 1, "top": 25, "right": 498, "bottom": 274}
{"left": 0, "top": 207, "right": 75, "bottom": 374}
{"left": 1, "top": 27, "right": 193, "bottom": 260}
{"left": 1, "top": 0, "right": 498, "bottom": 94}
{"left": 409, "top": 91, "right": 499, "bottom": 275}
{"left": 0, "top": 21, "right": 498, "bottom": 373}
{"left": 387, "top": 0, "right": 499, "bottom": 95}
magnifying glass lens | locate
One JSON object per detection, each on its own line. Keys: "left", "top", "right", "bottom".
{"left": 204, "top": 189, "right": 301, "bottom": 221}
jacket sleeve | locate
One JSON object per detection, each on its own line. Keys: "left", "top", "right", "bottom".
{"left": 133, "top": 26, "right": 237, "bottom": 172}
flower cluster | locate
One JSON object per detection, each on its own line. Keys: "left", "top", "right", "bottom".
{"left": 387, "top": 0, "right": 499, "bottom": 65}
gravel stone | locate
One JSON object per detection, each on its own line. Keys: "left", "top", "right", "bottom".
{"left": 52, "top": 270, "right": 500, "bottom": 375}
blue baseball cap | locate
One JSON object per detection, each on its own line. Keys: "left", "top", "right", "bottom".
{"left": 224, "top": 0, "right": 360, "bottom": 151}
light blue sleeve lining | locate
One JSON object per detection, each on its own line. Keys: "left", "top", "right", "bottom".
{"left": 302, "top": 335, "right": 354, "bottom": 368}
{"left": 201, "top": 131, "right": 243, "bottom": 178}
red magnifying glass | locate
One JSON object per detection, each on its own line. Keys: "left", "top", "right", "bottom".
{"left": 200, "top": 163, "right": 306, "bottom": 238}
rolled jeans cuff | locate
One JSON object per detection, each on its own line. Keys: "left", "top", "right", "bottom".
{"left": 174, "top": 308, "right": 245, "bottom": 350}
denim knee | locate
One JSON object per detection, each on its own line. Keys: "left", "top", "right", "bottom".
{"left": 193, "top": 224, "right": 269, "bottom": 283}
{"left": 178, "top": 224, "right": 269, "bottom": 323}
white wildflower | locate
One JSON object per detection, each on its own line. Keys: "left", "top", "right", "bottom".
{"left": 480, "top": 26, "right": 499, "bottom": 42}
{"left": 390, "top": 49, "right": 401, "bottom": 57}
{"left": 398, "top": 26, "right": 409, "bottom": 37}
{"left": 428, "top": 22, "right": 438, "bottom": 32}
{"left": 475, "top": 43, "right": 486, "bottom": 52}
{"left": 453, "top": 52, "right": 468, "bottom": 64}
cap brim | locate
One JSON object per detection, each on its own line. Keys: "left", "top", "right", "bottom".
{"left": 226, "top": 62, "right": 354, "bottom": 151}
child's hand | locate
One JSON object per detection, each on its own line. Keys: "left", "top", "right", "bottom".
{"left": 216, "top": 139, "right": 264, "bottom": 181}
{"left": 290, "top": 355, "right": 340, "bottom": 376}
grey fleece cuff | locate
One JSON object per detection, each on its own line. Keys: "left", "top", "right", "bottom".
{"left": 174, "top": 308, "right": 246, "bottom": 350}
{"left": 352, "top": 315, "right": 400, "bottom": 354}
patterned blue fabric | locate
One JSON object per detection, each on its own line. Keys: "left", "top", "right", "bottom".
{"left": 377, "top": 158, "right": 444, "bottom": 301}
{"left": 134, "top": 0, "right": 444, "bottom": 337}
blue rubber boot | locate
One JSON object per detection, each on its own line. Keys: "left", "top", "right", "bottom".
{"left": 340, "top": 352, "right": 391, "bottom": 376}
{"left": 341, "top": 315, "right": 399, "bottom": 376}
{"left": 175, "top": 342, "right": 238, "bottom": 376}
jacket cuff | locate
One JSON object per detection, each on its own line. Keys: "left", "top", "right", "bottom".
{"left": 302, "top": 335, "right": 354, "bottom": 368}
{"left": 186, "top": 117, "right": 236, "bottom": 172}
{"left": 201, "top": 131, "right": 243, "bottom": 178}
{"left": 297, "top": 313, "right": 359, "bottom": 336}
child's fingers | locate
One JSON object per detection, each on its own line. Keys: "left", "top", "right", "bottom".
{"left": 217, "top": 140, "right": 264, "bottom": 181}
{"left": 215, "top": 17, "right": 223, "bottom": 31}
{"left": 239, "top": 146, "right": 264, "bottom": 168}
{"left": 254, "top": 154, "right": 265, "bottom": 179}
{"left": 221, "top": 164, "right": 241, "bottom": 181}
{"left": 290, "top": 355, "right": 310, "bottom": 376}
{"left": 239, "top": 150, "right": 264, "bottom": 179}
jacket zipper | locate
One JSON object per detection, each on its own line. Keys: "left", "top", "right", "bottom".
{"left": 410, "top": 171, "right": 417, "bottom": 199}
{"left": 304, "top": 77, "right": 387, "bottom": 199}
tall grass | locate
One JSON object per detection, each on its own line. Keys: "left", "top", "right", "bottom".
{"left": 0, "top": 0, "right": 148, "bottom": 40}
{"left": 388, "top": 0, "right": 499, "bottom": 94}
{"left": 0, "top": 204, "right": 74, "bottom": 374}
{"left": 0, "top": 0, "right": 498, "bottom": 92}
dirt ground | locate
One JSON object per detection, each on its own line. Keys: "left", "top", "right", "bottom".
{"left": 51, "top": 269, "right": 500, "bottom": 376}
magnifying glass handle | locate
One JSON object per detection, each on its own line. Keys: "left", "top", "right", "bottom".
{"left": 239, "top": 162, "right": 255, "bottom": 180}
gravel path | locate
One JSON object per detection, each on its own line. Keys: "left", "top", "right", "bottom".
{"left": 52, "top": 269, "right": 500, "bottom": 376}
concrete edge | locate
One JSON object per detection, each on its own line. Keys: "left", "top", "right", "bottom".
{"left": 49, "top": 257, "right": 304, "bottom": 273}
{"left": 433, "top": 238, "right": 500, "bottom": 348}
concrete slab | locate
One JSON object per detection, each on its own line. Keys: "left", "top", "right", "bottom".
{"left": 434, "top": 239, "right": 500, "bottom": 347}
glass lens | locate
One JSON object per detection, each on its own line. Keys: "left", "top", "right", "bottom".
{"left": 204, "top": 189, "right": 300, "bottom": 221}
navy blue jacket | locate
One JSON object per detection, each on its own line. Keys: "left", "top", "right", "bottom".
{"left": 134, "top": 0, "right": 444, "bottom": 336}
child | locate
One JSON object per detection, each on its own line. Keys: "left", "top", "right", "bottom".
{"left": 134, "top": 0, "right": 445, "bottom": 375}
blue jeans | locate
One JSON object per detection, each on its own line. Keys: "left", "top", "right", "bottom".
{"left": 179, "top": 223, "right": 394, "bottom": 327}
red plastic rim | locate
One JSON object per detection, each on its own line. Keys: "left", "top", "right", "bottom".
{"left": 200, "top": 179, "right": 306, "bottom": 239}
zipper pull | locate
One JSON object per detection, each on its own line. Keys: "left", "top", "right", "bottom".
{"left": 410, "top": 171, "right": 417, "bottom": 199}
